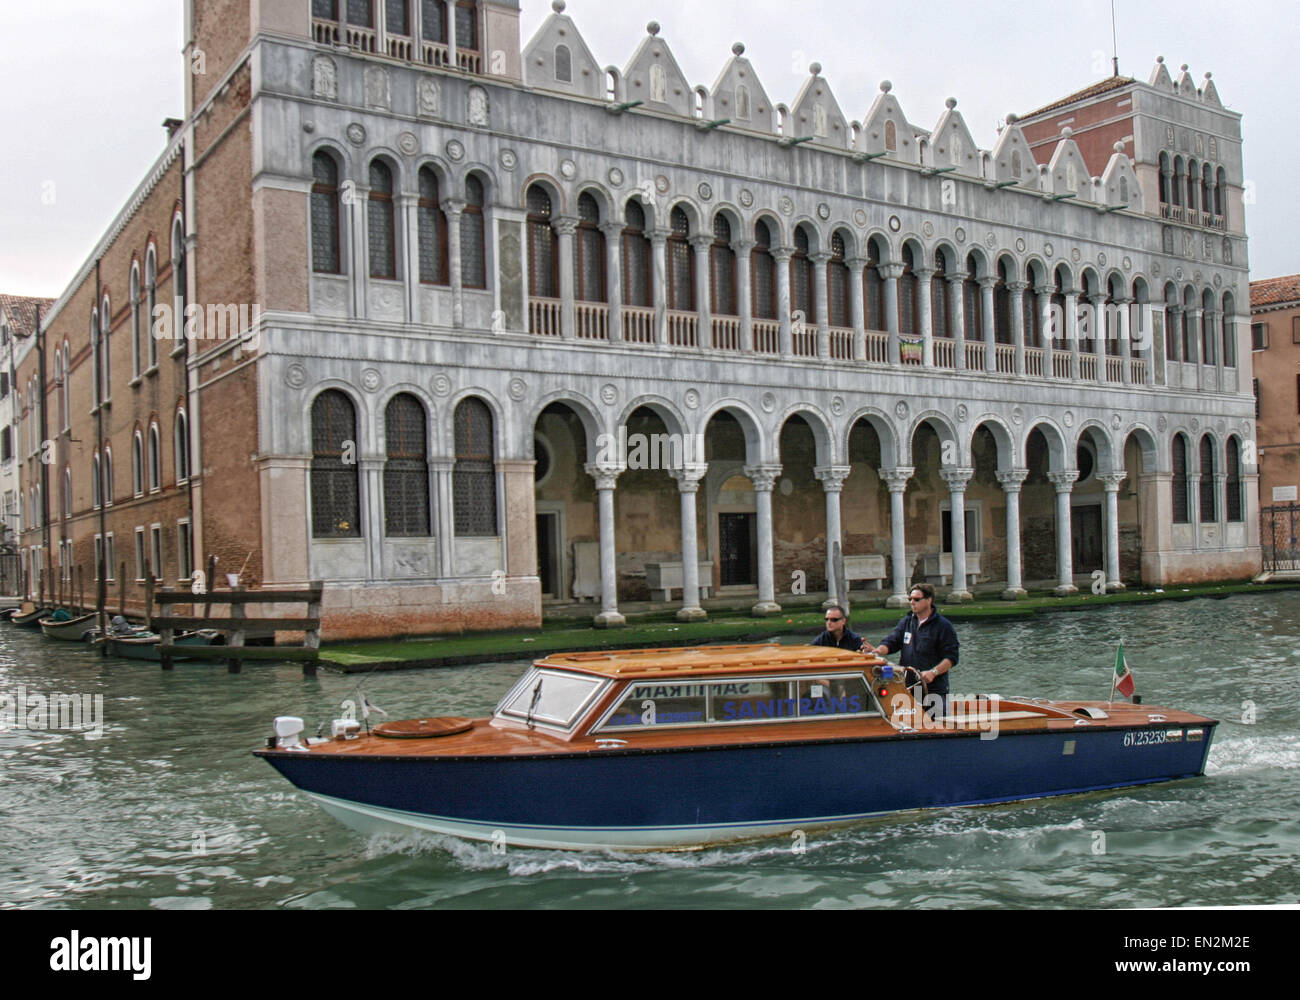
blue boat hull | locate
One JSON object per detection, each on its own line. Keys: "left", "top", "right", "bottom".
{"left": 259, "top": 723, "right": 1216, "bottom": 850}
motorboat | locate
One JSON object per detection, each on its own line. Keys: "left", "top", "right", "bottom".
{"left": 39, "top": 611, "right": 100, "bottom": 642}
{"left": 104, "top": 628, "right": 225, "bottom": 662}
{"left": 254, "top": 644, "right": 1218, "bottom": 852}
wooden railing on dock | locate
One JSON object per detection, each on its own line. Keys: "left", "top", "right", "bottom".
{"left": 150, "top": 582, "right": 324, "bottom": 675}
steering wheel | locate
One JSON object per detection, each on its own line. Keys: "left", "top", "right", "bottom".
{"left": 903, "top": 666, "right": 929, "bottom": 703}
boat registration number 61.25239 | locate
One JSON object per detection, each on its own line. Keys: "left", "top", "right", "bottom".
{"left": 1122, "top": 730, "right": 1167, "bottom": 747}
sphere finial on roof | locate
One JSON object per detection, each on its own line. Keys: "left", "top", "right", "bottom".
{"left": 551, "top": 0, "right": 565, "bottom": 12}
{"left": 1006, "top": 112, "right": 1018, "bottom": 124}
{"left": 880, "top": 80, "right": 892, "bottom": 93}
{"left": 945, "top": 97, "right": 957, "bottom": 109}
{"left": 1204, "top": 71, "right": 1212, "bottom": 79}
{"left": 1061, "top": 126, "right": 1073, "bottom": 138}
{"left": 1156, "top": 55, "right": 1164, "bottom": 63}
{"left": 647, "top": 21, "right": 660, "bottom": 35}
{"left": 732, "top": 42, "right": 745, "bottom": 56}
{"left": 810, "top": 62, "right": 822, "bottom": 75}
{"left": 1114, "top": 140, "right": 1125, "bottom": 153}
{"left": 1180, "top": 63, "right": 1189, "bottom": 71}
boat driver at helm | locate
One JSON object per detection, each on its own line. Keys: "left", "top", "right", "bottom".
{"left": 864, "top": 583, "right": 959, "bottom": 720}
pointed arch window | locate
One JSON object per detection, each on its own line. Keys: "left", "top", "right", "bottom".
{"left": 54, "top": 350, "right": 66, "bottom": 434}
{"left": 899, "top": 245, "right": 919, "bottom": 335}
{"left": 145, "top": 249, "right": 159, "bottom": 369}
{"left": 932, "top": 251, "right": 950, "bottom": 339}
{"left": 454, "top": 397, "right": 496, "bottom": 536}
{"left": 130, "top": 265, "right": 142, "bottom": 378}
{"left": 1222, "top": 294, "right": 1237, "bottom": 368}
{"left": 148, "top": 423, "right": 162, "bottom": 492}
{"left": 368, "top": 160, "right": 397, "bottom": 279}
{"left": 384, "top": 393, "right": 430, "bottom": 537}
{"left": 884, "top": 120, "right": 897, "bottom": 152}
{"left": 527, "top": 184, "right": 558, "bottom": 299}
{"left": 962, "top": 258, "right": 982, "bottom": 342}
{"left": 100, "top": 297, "right": 111, "bottom": 401}
{"left": 994, "top": 262, "right": 1012, "bottom": 345}
{"left": 417, "top": 167, "right": 448, "bottom": 285}
{"left": 103, "top": 447, "right": 114, "bottom": 507}
{"left": 461, "top": 174, "right": 487, "bottom": 289}
{"left": 175, "top": 410, "right": 191, "bottom": 484}
{"left": 751, "top": 220, "right": 776, "bottom": 320}
{"left": 1199, "top": 436, "right": 1216, "bottom": 522}
{"left": 864, "top": 241, "right": 884, "bottom": 332}
{"left": 621, "top": 200, "right": 652, "bottom": 308}
{"left": 1172, "top": 435, "right": 1189, "bottom": 524}
{"left": 667, "top": 207, "right": 694, "bottom": 312}
{"left": 1226, "top": 437, "right": 1243, "bottom": 522}
{"left": 311, "top": 390, "right": 361, "bottom": 538}
{"left": 1022, "top": 268, "right": 1039, "bottom": 348}
{"left": 1215, "top": 167, "right": 1226, "bottom": 217}
{"left": 790, "top": 226, "right": 814, "bottom": 322}
{"left": 828, "top": 232, "right": 850, "bottom": 328}
{"left": 710, "top": 215, "right": 736, "bottom": 316}
{"left": 1158, "top": 152, "right": 1170, "bottom": 206}
{"left": 92, "top": 453, "right": 102, "bottom": 509}
{"left": 90, "top": 312, "right": 101, "bottom": 408}
{"left": 312, "top": 152, "right": 342, "bottom": 275}
{"left": 132, "top": 431, "right": 145, "bottom": 498}
{"left": 575, "top": 193, "right": 606, "bottom": 302}
{"left": 63, "top": 467, "right": 71, "bottom": 519}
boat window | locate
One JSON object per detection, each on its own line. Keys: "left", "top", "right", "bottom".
{"left": 596, "top": 674, "right": 876, "bottom": 732}
{"left": 496, "top": 669, "right": 607, "bottom": 730}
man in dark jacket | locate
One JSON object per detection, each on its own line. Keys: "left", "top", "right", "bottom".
{"left": 812, "top": 605, "right": 867, "bottom": 651}
{"left": 865, "top": 583, "right": 959, "bottom": 720}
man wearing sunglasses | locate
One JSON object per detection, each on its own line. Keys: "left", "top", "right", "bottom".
{"left": 812, "top": 605, "right": 865, "bottom": 651}
{"left": 864, "top": 582, "right": 959, "bottom": 719}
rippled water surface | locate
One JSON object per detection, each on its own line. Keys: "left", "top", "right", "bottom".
{"left": 2, "top": 591, "right": 1298, "bottom": 909}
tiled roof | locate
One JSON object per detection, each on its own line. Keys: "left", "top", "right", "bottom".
{"left": 1020, "top": 76, "right": 1136, "bottom": 121}
{"left": 0, "top": 294, "right": 56, "bottom": 336}
{"left": 1251, "top": 274, "right": 1300, "bottom": 309}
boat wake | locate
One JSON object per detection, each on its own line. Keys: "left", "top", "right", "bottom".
{"left": 1206, "top": 734, "right": 1300, "bottom": 775}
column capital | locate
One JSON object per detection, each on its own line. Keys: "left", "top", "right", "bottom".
{"left": 650, "top": 227, "right": 671, "bottom": 244}
{"left": 598, "top": 220, "right": 623, "bottom": 239}
{"left": 430, "top": 459, "right": 455, "bottom": 474}
{"left": 1047, "top": 469, "right": 1080, "bottom": 492}
{"left": 584, "top": 462, "right": 625, "bottom": 489}
{"left": 940, "top": 466, "right": 975, "bottom": 491}
{"left": 1097, "top": 471, "right": 1126, "bottom": 491}
{"left": 912, "top": 265, "right": 936, "bottom": 281}
{"left": 879, "top": 263, "right": 906, "bottom": 280}
{"left": 552, "top": 215, "right": 580, "bottom": 237}
{"left": 813, "top": 465, "right": 852, "bottom": 491}
{"left": 440, "top": 198, "right": 466, "bottom": 217}
{"left": 688, "top": 233, "right": 713, "bottom": 251}
{"left": 771, "top": 246, "right": 794, "bottom": 263}
{"left": 1060, "top": 286, "right": 1080, "bottom": 299}
{"left": 1168, "top": 304, "right": 1184, "bottom": 315}
{"left": 731, "top": 237, "right": 755, "bottom": 255}
{"left": 845, "top": 256, "right": 868, "bottom": 273}
{"left": 669, "top": 464, "right": 709, "bottom": 491}
{"left": 976, "top": 276, "right": 998, "bottom": 290}
{"left": 1113, "top": 295, "right": 1134, "bottom": 306}
{"left": 744, "top": 464, "right": 783, "bottom": 491}
{"left": 945, "top": 273, "right": 965, "bottom": 287}
{"left": 1006, "top": 280, "right": 1030, "bottom": 294}
{"left": 996, "top": 467, "right": 1030, "bottom": 490}
{"left": 809, "top": 251, "right": 834, "bottom": 266}
{"left": 881, "top": 466, "right": 914, "bottom": 491}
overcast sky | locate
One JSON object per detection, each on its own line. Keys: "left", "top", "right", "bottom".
{"left": 1, "top": 0, "right": 1292, "bottom": 299}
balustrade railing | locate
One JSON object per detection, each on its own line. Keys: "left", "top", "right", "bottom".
{"left": 1080, "top": 355, "right": 1098, "bottom": 381}
{"left": 313, "top": 18, "right": 340, "bottom": 44}
{"left": 995, "top": 344, "right": 1016, "bottom": 373}
{"left": 622, "top": 306, "right": 654, "bottom": 344}
{"left": 829, "top": 327, "right": 854, "bottom": 361}
{"left": 792, "top": 327, "right": 817, "bottom": 357}
{"left": 712, "top": 316, "right": 741, "bottom": 351}
{"left": 753, "top": 319, "right": 779, "bottom": 354}
{"left": 421, "top": 41, "right": 451, "bottom": 66}
{"left": 667, "top": 310, "right": 698, "bottom": 348}
{"left": 1052, "top": 353, "right": 1072, "bottom": 378}
{"left": 964, "top": 342, "right": 985, "bottom": 370}
{"left": 1024, "top": 346, "right": 1045, "bottom": 377}
{"left": 1104, "top": 356, "right": 1124, "bottom": 382}
{"left": 528, "top": 297, "right": 562, "bottom": 337}
{"left": 933, "top": 338, "right": 955, "bottom": 369}
{"left": 575, "top": 303, "right": 608, "bottom": 340}
{"left": 864, "top": 330, "right": 889, "bottom": 364}
{"left": 344, "top": 24, "right": 377, "bottom": 52}
{"left": 1129, "top": 358, "right": 1148, "bottom": 383}
{"left": 457, "top": 50, "right": 483, "bottom": 73}
{"left": 386, "top": 34, "right": 413, "bottom": 61}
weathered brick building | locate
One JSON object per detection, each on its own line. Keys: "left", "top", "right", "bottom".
{"left": 1250, "top": 275, "right": 1300, "bottom": 508}
{"left": 13, "top": 0, "right": 1260, "bottom": 638}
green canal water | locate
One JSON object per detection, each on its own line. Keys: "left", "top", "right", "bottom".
{"left": 1, "top": 591, "right": 1297, "bottom": 910}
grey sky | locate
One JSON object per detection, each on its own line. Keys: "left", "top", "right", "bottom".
{"left": 1, "top": 0, "right": 1291, "bottom": 298}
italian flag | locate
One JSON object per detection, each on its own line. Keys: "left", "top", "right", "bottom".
{"left": 1113, "top": 643, "right": 1136, "bottom": 700}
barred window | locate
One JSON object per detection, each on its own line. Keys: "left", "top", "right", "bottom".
{"left": 421, "top": 0, "right": 446, "bottom": 42}
{"left": 418, "top": 167, "right": 448, "bottom": 285}
{"left": 1199, "top": 435, "right": 1216, "bottom": 523}
{"left": 314, "top": 1, "right": 338, "bottom": 18}
{"left": 1022, "top": 269, "right": 1038, "bottom": 347}
{"left": 455, "top": 1, "right": 478, "bottom": 50}
{"left": 963, "top": 260, "right": 982, "bottom": 341}
{"left": 667, "top": 207, "right": 694, "bottom": 311}
{"left": 575, "top": 193, "right": 606, "bottom": 302}
{"left": 828, "top": 232, "right": 850, "bottom": 328}
{"left": 461, "top": 174, "right": 486, "bottom": 289}
{"left": 932, "top": 251, "right": 950, "bottom": 338}
{"left": 752, "top": 220, "right": 776, "bottom": 320}
{"left": 311, "top": 153, "right": 342, "bottom": 275}
{"left": 312, "top": 390, "right": 361, "bottom": 538}
{"left": 454, "top": 397, "right": 496, "bottom": 536}
{"left": 1226, "top": 437, "right": 1243, "bottom": 522}
{"left": 899, "top": 244, "right": 918, "bottom": 335}
{"left": 622, "top": 200, "right": 652, "bottom": 308}
{"left": 385, "top": 0, "right": 409, "bottom": 34}
{"left": 384, "top": 394, "right": 430, "bottom": 536}
{"left": 368, "top": 160, "right": 396, "bottom": 279}
{"left": 1222, "top": 295, "right": 1236, "bottom": 367}
{"left": 347, "top": 0, "right": 373, "bottom": 27}
{"left": 1172, "top": 435, "right": 1189, "bottom": 524}
{"left": 527, "top": 184, "right": 557, "bottom": 298}
{"left": 710, "top": 214, "right": 736, "bottom": 316}
{"left": 994, "top": 265, "right": 1012, "bottom": 345}
{"left": 791, "top": 225, "right": 813, "bottom": 322}
{"left": 864, "top": 241, "right": 884, "bottom": 331}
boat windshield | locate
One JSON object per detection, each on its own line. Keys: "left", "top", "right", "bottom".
{"left": 496, "top": 669, "right": 609, "bottom": 731}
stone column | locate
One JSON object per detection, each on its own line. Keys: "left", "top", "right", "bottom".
{"left": 847, "top": 257, "right": 867, "bottom": 362}
{"left": 881, "top": 467, "right": 914, "bottom": 608}
{"left": 997, "top": 467, "right": 1029, "bottom": 599}
{"left": 733, "top": 237, "right": 755, "bottom": 354}
{"left": 947, "top": 274, "right": 966, "bottom": 371}
{"left": 1189, "top": 471, "right": 1202, "bottom": 550}
{"left": 670, "top": 464, "right": 708, "bottom": 621}
{"left": 690, "top": 233, "right": 713, "bottom": 349}
{"left": 1008, "top": 280, "right": 1027, "bottom": 376}
{"left": 773, "top": 247, "right": 794, "bottom": 356}
{"left": 554, "top": 215, "right": 578, "bottom": 339}
{"left": 914, "top": 265, "right": 935, "bottom": 366}
{"left": 745, "top": 464, "right": 783, "bottom": 616}
{"left": 811, "top": 251, "right": 832, "bottom": 359}
{"left": 360, "top": 458, "right": 384, "bottom": 580}
{"left": 941, "top": 466, "right": 974, "bottom": 602}
{"left": 815, "top": 465, "right": 851, "bottom": 607}
{"left": 1115, "top": 296, "right": 1133, "bottom": 384}
{"left": 1088, "top": 294, "right": 1106, "bottom": 380}
{"left": 881, "top": 263, "right": 904, "bottom": 366}
{"left": 1168, "top": 305, "right": 1183, "bottom": 363}
{"left": 1098, "top": 472, "right": 1126, "bottom": 592}
{"left": 1036, "top": 285, "right": 1054, "bottom": 376}
{"left": 1048, "top": 470, "right": 1079, "bottom": 595}
{"left": 398, "top": 191, "right": 418, "bottom": 323}
{"left": 1143, "top": 302, "right": 1158, "bottom": 386}
{"left": 1161, "top": 163, "right": 1174, "bottom": 214}
{"left": 600, "top": 220, "right": 623, "bottom": 342}
{"left": 1205, "top": 307, "right": 1222, "bottom": 389}
{"left": 431, "top": 459, "right": 455, "bottom": 579}
{"left": 499, "top": 459, "right": 539, "bottom": 582}
{"left": 584, "top": 462, "right": 626, "bottom": 627}
{"left": 1187, "top": 304, "right": 1203, "bottom": 391}
{"left": 1063, "top": 287, "right": 1080, "bottom": 380}
{"left": 979, "top": 276, "right": 998, "bottom": 374}
{"left": 651, "top": 227, "right": 669, "bottom": 345}
{"left": 441, "top": 198, "right": 466, "bottom": 328}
